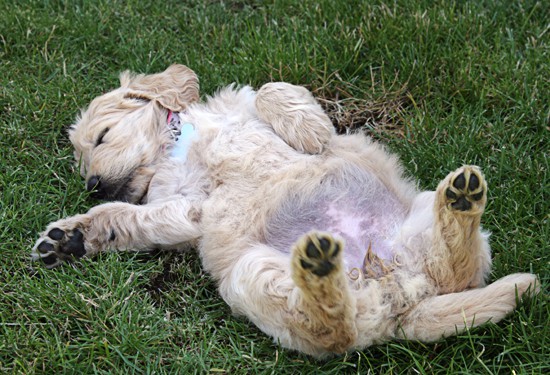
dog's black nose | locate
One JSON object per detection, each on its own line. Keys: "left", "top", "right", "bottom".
{"left": 87, "top": 175, "right": 100, "bottom": 192}
{"left": 87, "top": 175, "right": 105, "bottom": 198}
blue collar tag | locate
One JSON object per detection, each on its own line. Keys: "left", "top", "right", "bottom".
{"left": 171, "top": 122, "right": 196, "bottom": 160}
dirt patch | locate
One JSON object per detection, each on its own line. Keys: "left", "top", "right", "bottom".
{"left": 319, "top": 93, "right": 410, "bottom": 139}
{"left": 143, "top": 251, "right": 189, "bottom": 301}
{"left": 310, "top": 70, "right": 413, "bottom": 139}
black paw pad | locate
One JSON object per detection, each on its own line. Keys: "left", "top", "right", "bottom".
{"left": 451, "top": 196, "right": 472, "bottom": 211}
{"left": 472, "top": 191, "right": 484, "bottom": 201}
{"left": 319, "top": 237, "right": 331, "bottom": 252}
{"left": 37, "top": 241, "right": 54, "bottom": 254}
{"left": 306, "top": 242, "right": 321, "bottom": 259}
{"left": 468, "top": 174, "right": 480, "bottom": 191}
{"left": 445, "top": 188, "right": 457, "bottom": 200}
{"left": 62, "top": 229, "right": 86, "bottom": 257}
{"left": 453, "top": 173, "right": 466, "bottom": 190}
{"left": 41, "top": 254, "right": 59, "bottom": 266}
{"left": 48, "top": 228, "right": 65, "bottom": 241}
{"left": 312, "top": 261, "right": 334, "bottom": 277}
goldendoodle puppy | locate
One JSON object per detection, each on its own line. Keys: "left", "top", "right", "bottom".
{"left": 32, "top": 65, "right": 538, "bottom": 356}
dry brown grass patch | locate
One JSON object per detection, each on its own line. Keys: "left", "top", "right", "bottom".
{"left": 316, "top": 87, "right": 411, "bottom": 140}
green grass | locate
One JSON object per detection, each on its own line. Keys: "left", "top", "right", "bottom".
{"left": 1, "top": 0, "right": 548, "bottom": 373}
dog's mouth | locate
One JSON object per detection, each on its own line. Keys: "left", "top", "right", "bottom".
{"left": 87, "top": 169, "right": 150, "bottom": 204}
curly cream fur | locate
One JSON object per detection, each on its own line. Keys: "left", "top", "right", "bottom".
{"left": 33, "top": 65, "right": 539, "bottom": 357}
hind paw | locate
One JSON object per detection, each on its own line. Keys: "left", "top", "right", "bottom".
{"left": 294, "top": 231, "right": 342, "bottom": 277}
{"left": 444, "top": 166, "right": 487, "bottom": 212}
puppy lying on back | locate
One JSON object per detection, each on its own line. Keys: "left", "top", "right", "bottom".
{"left": 33, "top": 65, "right": 538, "bottom": 356}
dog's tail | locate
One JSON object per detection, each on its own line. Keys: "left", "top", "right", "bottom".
{"left": 395, "top": 273, "right": 539, "bottom": 341}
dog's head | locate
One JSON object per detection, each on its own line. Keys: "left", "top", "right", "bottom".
{"left": 69, "top": 64, "right": 199, "bottom": 203}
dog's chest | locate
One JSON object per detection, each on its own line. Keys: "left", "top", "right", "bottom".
{"left": 203, "top": 123, "right": 298, "bottom": 181}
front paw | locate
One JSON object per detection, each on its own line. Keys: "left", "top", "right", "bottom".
{"left": 256, "top": 82, "right": 334, "bottom": 155}
{"left": 32, "top": 216, "right": 91, "bottom": 268}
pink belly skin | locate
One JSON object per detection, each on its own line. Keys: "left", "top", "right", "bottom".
{"left": 264, "top": 174, "right": 407, "bottom": 272}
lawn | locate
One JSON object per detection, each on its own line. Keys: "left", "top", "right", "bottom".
{"left": 0, "top": 0, "right": 548, "bottom": 373}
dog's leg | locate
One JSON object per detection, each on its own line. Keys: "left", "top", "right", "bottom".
{"left": 255, "top": 82, "right": 334, "bottom": 154}
{"left": 290, "top": 231, "right": 357, "bottom": 353}
{"left": 426, "top": 165, "right": 491, "bottom": 293}
{"left": 32, "top": 199, "right": 201, "bottom": 268}
{"left": 216, "top": 231, "right": 357, "bottom": 356}
{"left": 395, "top": 273, "right": 539, "bottom": 341}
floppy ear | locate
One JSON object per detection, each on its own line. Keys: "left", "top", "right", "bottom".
{"left": 119, "top": 64, "right": 199, "bottom": 111}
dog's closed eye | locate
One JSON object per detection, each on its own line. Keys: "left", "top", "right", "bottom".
{"left": 96, "top": 128, "right": 109, "bottom": 147}
{"left": 124, "top": 92, "right": 151, "bottom": 103}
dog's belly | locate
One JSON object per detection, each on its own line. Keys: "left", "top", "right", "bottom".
{"left": 264, "top": 172, "right": 408, "bottom": 271}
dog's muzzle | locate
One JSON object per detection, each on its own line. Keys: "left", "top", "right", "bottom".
{"left": 86, "top": 174, "right": 141, "bottom": 202}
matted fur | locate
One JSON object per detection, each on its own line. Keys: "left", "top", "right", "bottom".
{"left": 32, "top": 65, "right": 539, "bottom": 357}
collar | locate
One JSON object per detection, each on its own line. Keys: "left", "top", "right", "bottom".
{"left": 167, "top": 110, "right": 182, "bottom": 141}
{"left": 167, "top": 110, "right": 197, "bottom": 160}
